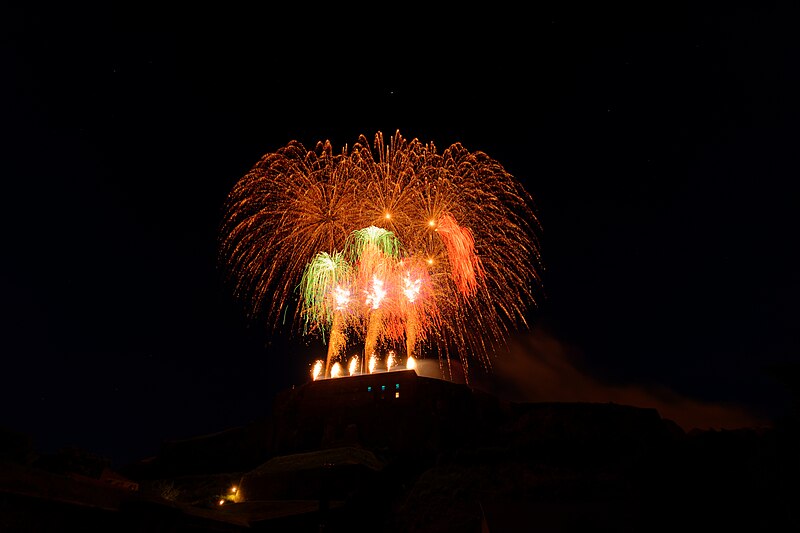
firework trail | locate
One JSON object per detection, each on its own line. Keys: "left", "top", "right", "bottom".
{"left": 434, "top": 213, "right": 483, "bottom": 297}
{"left": 347, "top": 226, "right": 399, "bottom": 374}
{"left": 219, "top": 131, "right": 543, "bottom": 380}
{"left": 299, "top": 251, "right": 352, "bottom": 371}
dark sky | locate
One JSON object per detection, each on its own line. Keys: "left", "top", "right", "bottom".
{"left": 3, "top": 4, "right": 799, "bottom": 468}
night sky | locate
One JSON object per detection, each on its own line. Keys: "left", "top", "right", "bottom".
{"left": 3, "top": 4, "right": 799, "bottom": 468}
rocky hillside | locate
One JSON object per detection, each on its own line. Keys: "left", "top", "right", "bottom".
{"left": 2, "top": 371, "right": 797, "bottom": 531}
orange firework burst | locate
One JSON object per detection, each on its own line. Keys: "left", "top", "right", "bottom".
{"left": 219, "top": 131, "right": 543, "bottom": 380}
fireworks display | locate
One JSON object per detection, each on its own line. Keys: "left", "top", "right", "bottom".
{"left": 219, "top": 131, "right": 543, "bottom": 381}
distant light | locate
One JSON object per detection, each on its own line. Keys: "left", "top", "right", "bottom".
{"left": 385, "top": 213, "right": 391, "bottom": 219}
{"left": 395, "top": 383, "right": 400, "bottom": 389}
{"left": 395, "top": 392, "right": 400, "bottom": 398}
{"left": 427, "top": 258, "right": 434, "bottom": 265}
{"left": 367, "top": 386, "right": 372, "bottom": 392}
{"left": 218, "top": 499, "right": 225, "bottom": 506}
{"left": 230, "top": 486, "right": 237, "bottom": 494}
{"left": 428, "top": 219, "right": 435, "bottom": 227}
{"left": 381, "top": 385, "right": 386, "bottom": 391}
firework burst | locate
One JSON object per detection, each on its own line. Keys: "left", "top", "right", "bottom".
{"left": 219, "top": 131, "right": 543, "bottom": 380}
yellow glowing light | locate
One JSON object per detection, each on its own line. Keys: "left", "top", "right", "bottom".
{"left": 348, "top": 356, "right": 358, "bottom": 376}
{"left": 385, "top": 212, "right": 391, "bottom": 219}
{"left": 426, "top": 258, "right": 434, "bottom": 265}
{"left": 230, "top": 486, "right": 237, "bottom": 494}
{"left": 312, "top": 360, "right": 323, "bottom": 380}
{"left": 428, "top": 219, "right": 435, "bottom": 227}
{"left": 387, "top": 350, "right": 396, "bottom": 371}
{"left": 331, "top": 362, "right": 343, "bottom": 378}
{"left": 368, "top": 353, "right": 377, "bottom": 374}
{"left": 407, "top": 355, "right": 416, "bottom": 370}
{"left": 218, "top": 499, "right": 225, "bottom": 506}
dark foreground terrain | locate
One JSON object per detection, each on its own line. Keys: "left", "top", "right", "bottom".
{"left": 2, "top": 370, "right": 798, "bottom": 532}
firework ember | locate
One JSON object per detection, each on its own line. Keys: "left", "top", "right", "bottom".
{"left": 219, "top": 131, "right": 543, "bottom": 380}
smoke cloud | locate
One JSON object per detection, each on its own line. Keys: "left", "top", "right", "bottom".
{"left": 469, "top": 327, "right": 768, "bottom": 431}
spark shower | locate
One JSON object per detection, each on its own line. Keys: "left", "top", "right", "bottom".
{"left": 219, "top": 131, "right": 543, "bottom": 380}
